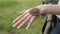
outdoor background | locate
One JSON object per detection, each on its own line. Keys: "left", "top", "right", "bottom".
{"left": 0, "top": 0, "right": 45, "bottom": 34}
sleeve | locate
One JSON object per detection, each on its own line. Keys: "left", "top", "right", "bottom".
{"left": 42, "top": 0, "right": 59, "bottom": 4}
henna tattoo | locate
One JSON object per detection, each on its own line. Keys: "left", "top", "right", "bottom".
{"left": 29, "top": 8, "right": 40, "bottom": 16}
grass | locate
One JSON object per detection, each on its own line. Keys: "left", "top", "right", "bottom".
{"left": 0, "top": 0, "right": 45, "bottom": 34}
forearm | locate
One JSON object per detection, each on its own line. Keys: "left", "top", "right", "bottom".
{"left": 36, "top": 5, "right": 60, "bottom": 15}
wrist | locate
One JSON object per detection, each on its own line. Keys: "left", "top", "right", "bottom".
{"left": 36, "top": 5, "right": 47, "bottom": 15}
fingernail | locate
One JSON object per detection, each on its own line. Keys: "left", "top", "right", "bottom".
{"left": 13, "top": 24, "right": 16, "bottom": 28}
{"left": 17, "top": 27, "right": 20, "bottom": 29}
{"left": 26, "top": 27, "right": 29, "bottom": 30}
{"left": 12, "top": 21, "right": 14, "bottom": 24}
{"left": 26, "top": 28, "right": 28, "bottom": 30}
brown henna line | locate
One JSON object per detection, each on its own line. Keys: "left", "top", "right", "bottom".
{"left": 29, "top": 8, "right": 40, "bottom": 16}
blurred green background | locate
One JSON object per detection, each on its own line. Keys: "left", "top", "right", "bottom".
{"left": 0, "top": 0, "right": 45, "bottom": 34}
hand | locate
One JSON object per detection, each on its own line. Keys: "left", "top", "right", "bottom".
{"left": 12, "top": 8, "right": 40, "bottom": 30}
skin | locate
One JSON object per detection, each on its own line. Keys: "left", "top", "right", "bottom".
{"left": 12, "top": 4, "right": 60, "bottom": 30}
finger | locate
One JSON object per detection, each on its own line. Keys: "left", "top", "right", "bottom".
{"left": 17, "top": 14, "right": 32, "bottom": 29}
{"left": 19, "top": 8, "right": 32, "bottom": 14}
{"left": 26, "top": 16, "right": 36, "bottom": 30}
{"left": 12, "top": 9, "right": 30, "bottom": 24}
{"left": 12, "top": 11, "right": 28, "bottom": 24}
{"left": 13, "top": 13, "right": 30, "bottom": 28}
{"left": 19, "top": 11, "right": 25, "bottom": 14}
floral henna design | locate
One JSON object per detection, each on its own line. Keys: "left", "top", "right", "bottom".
{"left": 29, "top": 8, "right": 40, "bottom": 16}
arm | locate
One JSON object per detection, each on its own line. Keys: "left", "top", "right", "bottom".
{"left": 36, "top": 4, "right": 60, "bottom": 15}
{"left": 12, "top": 4, "right": 60, "bottom": 30}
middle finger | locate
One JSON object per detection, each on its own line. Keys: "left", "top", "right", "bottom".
{"left": 13, "top": 13, "right": 30, "bottom": 27}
